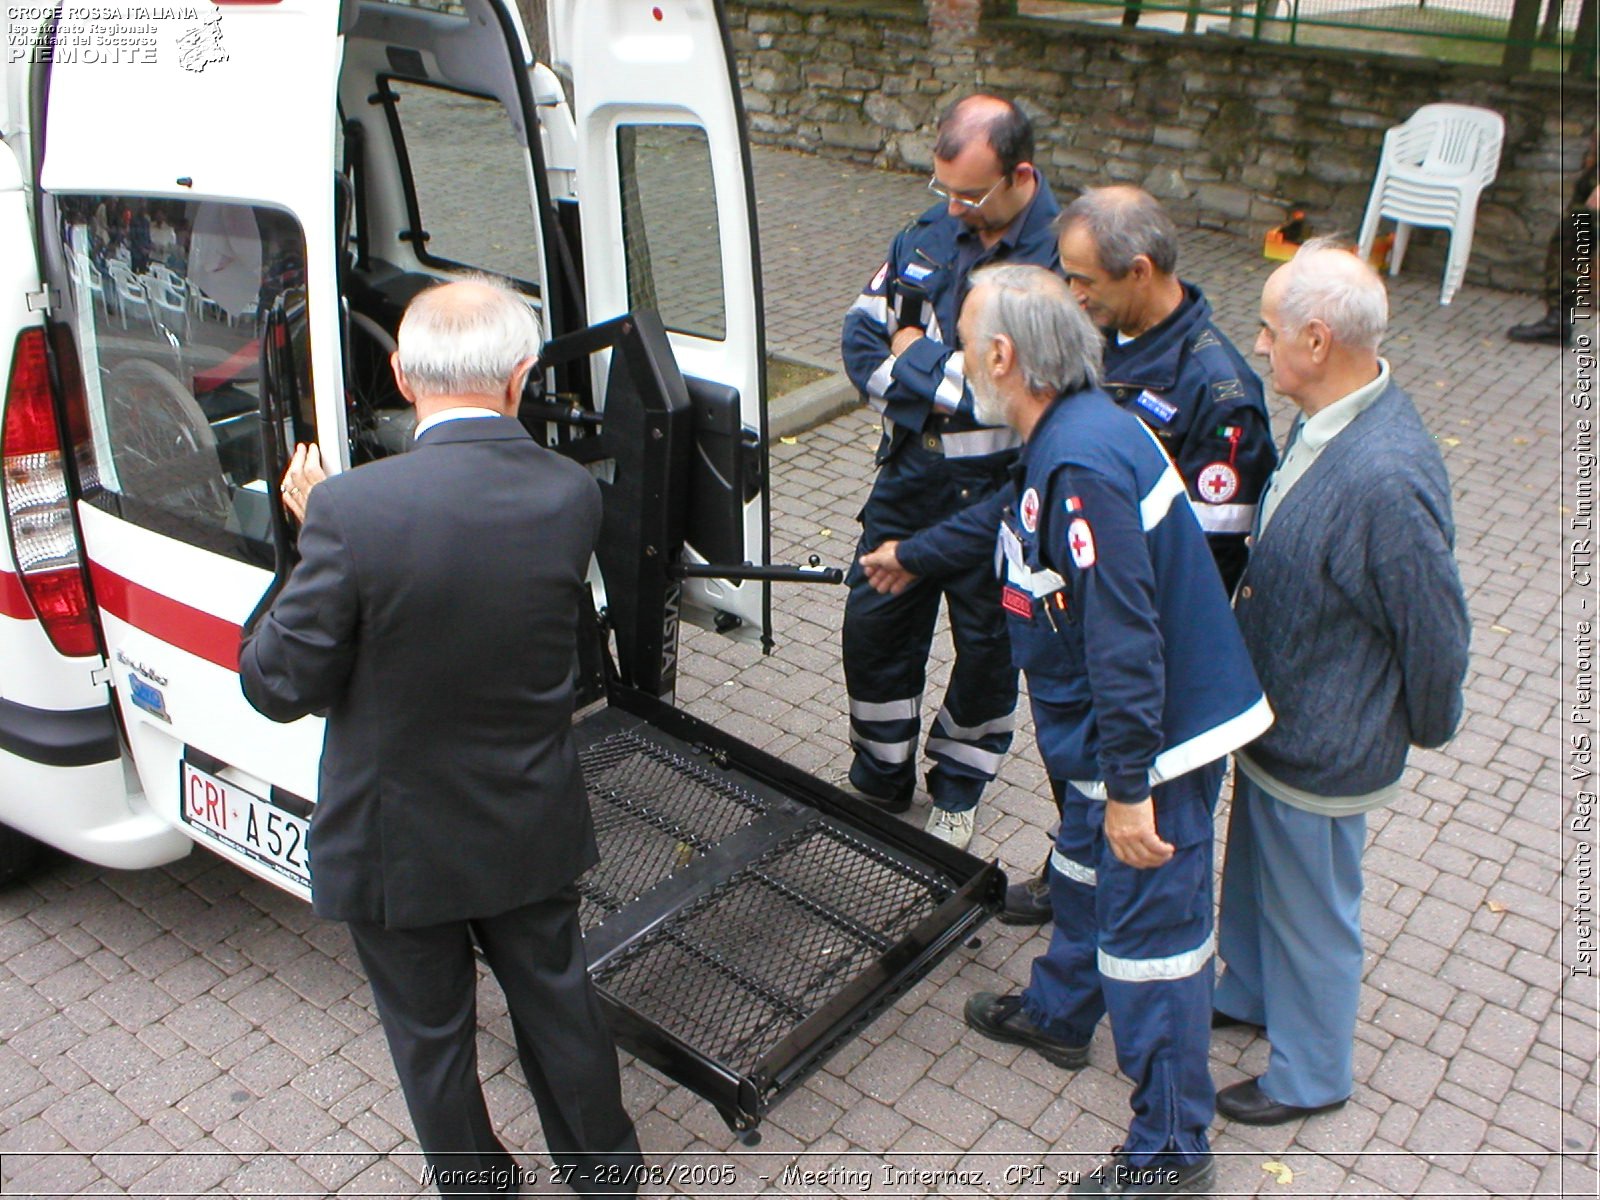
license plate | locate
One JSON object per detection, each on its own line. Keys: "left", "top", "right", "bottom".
{"left": 181, "top": 762, "right": 311, "bottom": 891}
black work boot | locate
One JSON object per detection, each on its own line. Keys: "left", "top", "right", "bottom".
{"left": 963, "top": 991, "right": 1089, "bottom": 1068}
{"left": 1072, "top": 1151, "right": 1215, "bottom": 1197}
{"left": 999, "top": 854, "right": 1052, "bottom": 925}
{"left": 1507, "top": 307, "right": 1572, "bottom": 345}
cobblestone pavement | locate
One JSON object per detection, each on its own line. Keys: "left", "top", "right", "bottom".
{"left": 1, "top": 146, "right": 1594, "bottom": 1197}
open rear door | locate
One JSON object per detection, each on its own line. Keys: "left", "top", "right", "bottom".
{"left": 33, "top": 1, "right": 346, "bottom": 898}
{"left": 0, "top": 43, "right": 184, "bottom": 872}
{"left": 552, "top": 0, "right": 771, "bottom": 653}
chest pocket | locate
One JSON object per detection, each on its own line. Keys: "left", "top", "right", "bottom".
{"left": 999, "top": 519, "right": 1085, "bottom": 680}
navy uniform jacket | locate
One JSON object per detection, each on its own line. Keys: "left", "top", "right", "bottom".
{"left": 841, "top": 181, "right": 1061, "bottom": 463}
{"left": 897, "top": 388, "right": 1272, "bottom": 807}
{"left": 1101, "top": 284, "right": 1274, "bottom": 592}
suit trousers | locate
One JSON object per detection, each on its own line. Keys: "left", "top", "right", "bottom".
{"left": 1214, "top": 772, "right": 1365, "bottom": 1109}
{"left": 347, "top": 886, "right": 641, "bottom": 1197}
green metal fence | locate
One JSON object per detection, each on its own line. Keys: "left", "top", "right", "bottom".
{"left": 1017, "top": 0, "right": 1597, "bottom": 74}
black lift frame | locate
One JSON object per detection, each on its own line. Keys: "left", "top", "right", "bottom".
{"left": 532, "top": 312, "right": 1004, "bottom": 1133}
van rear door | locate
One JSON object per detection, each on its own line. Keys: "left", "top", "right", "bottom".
{"left": 35, "top": 1, "right": 345, "bottom": 897}
{"left": 552, "top": 0, "right": 772, "bottom": 651}
{"left": 1, "top": 78, "right": 188, "bottom": 874}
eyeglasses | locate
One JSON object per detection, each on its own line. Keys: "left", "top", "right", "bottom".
{"left": 927, "top": 173, "right": 1008, "bottom": 211}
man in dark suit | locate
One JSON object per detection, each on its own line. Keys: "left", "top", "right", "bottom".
{"left": 240, "top": 279, "right": 640, "bottom": 1197}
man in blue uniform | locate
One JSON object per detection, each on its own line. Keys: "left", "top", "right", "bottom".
{"left": 1002, "top": 185, "right": 1277, "bottom": 925}
{"left": 839, "top": 94, "right": 1061, "bottom": 851}
{"left": 1059, "top": 187, "right": 1274, "bottom": 592}
{"left": 861, "top": 265, "right": 1272, "bottom": 1196}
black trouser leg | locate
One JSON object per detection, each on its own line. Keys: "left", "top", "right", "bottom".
{"left": 472, "top": 887, "right": 642, "bottom": 1199}
{"left": 347, "top": 918, "right": 517, "bottom": 1196}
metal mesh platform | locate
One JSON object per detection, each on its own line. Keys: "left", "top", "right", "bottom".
{"left": 577, "top": 729, "right": 770, "bottom": 927}
{"left": 591, "top": 824, "right": 952, "bottom": 1076}
{"left": 566, "top": 699, "right": 996, "bottom": 1129}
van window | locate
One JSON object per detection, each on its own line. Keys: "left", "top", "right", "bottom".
{"left": 56, "top": 196, "right": 313, "bottom": 569}
{"left": 618, "top": 125, "right": 726, "bottom": 341}
{"left": 382, "top": 79, "right": 541, "bottom": 284}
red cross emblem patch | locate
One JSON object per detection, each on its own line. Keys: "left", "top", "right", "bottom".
{"left": 1020, "top": 487, "right": 1041, "bottom": 532}
{"left": 1197, "top": 462, "right": 1240, "bottom": 503}
{"left": 870, "top": 262, "right": 889, "bottom": 291}
{"left": 1068, "top": 518, "right": 1096, "bottom": 569}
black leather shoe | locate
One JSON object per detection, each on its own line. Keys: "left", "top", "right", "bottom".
{"left": 1210, "top": 1010, "right": 1262, "bottom": 1031}
{"left": 844, "top": 780, "right": 913, "bottom": 814}
{"left": 1507, "top": 309, "right": 1571, "bottom": 345}
{"left": 963, "top": 991, "right": 1088, "bottom": 1068}
{"left": 999, "top": 859, "right": 1052, "bottom": 925}
{"left": 1071, "top": 1152, "right": 1215, "bottom": 1197}
{"left": 1216, "top": 1077, "right": 1346, "bottom": 1125}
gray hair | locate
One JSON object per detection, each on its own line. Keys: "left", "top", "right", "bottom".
{"left": 968, "top": 263, "right": 1102, "bottom": 395}
{"left": 396, "top": 275, "right": 540, "bottom": 397}
{"left": 1277, "top": 236, "right": 1388, "bottom": 351}
{"left": 1056, "top": 186, "right": 1179, "bottom": 278}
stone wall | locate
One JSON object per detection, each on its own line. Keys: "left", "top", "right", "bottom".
{"left": 729, "top": 1, "right": 1595, "bottom": 294}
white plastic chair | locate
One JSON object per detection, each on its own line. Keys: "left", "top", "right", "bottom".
{"left": 142, "top": 271, "right": 191, "bottom": 339}
{"left": 67, "top": 252, "right": 109, "bottom": 320}
{"left": 188, "top": 281, "right": 226, "bottom": 324}
{"left": 1356, "top": 103, "right": 1504, "bottom": 306}
{"left": 147, "top": 262, "right": 184, "bottom": 292}
{"left": 105, "top": 261, "right": 151, "bottom": 330}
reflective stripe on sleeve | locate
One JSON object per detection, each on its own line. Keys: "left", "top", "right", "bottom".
{"left": 1194, "top": 502, "right": 1256, "bottom": 534}
{"left": 1067, "top": 693, "right": 1275, "bottom": 799}
{"left": 1139, "top": 465, "right": 1190, "bottom": 532}
{"left": 865, "top": 356, "right": 896, "bottom": 403}
{"left": 932, "top": 350, "right": 966, "bottom": 415}
{"left": 848, "top": 293, "right": 889, "bottom": 323}
{"left": 1098, "top": 931, "right": 1215, "bottom": 983}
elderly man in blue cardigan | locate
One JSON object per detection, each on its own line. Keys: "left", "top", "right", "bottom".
{"left": 1213, "top": 239, "right": 1471, "bottom": 1126}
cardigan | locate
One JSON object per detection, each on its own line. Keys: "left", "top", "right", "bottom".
{"left": 1233, "top": 380, "right": 1470, "bottom": 801}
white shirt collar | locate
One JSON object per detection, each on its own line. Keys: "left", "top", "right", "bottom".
{"left": 1298, "top": 359, "right": 1390, "bottom": 451}
{"left": 412, "top": 407, "right": 502, "bottom": 441}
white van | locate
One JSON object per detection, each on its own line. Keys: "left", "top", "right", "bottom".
{"left": 1, "top": 0, "right": 997, "bottom": 1132}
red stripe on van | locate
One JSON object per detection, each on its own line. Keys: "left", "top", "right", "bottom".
{"left": 88, "top": 565, "right": 241, "bottom": 673}
{"left": 0, "top": 569, "right": 34, "bottom": 620}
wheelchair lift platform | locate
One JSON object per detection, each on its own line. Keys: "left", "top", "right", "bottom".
{"left": 573, "top": 687, "right": 1002, "bottom": 1134}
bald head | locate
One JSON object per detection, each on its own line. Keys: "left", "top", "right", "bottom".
{"left": 1273, "top": 238, "right": 1388, "bottom": 352}
{"left": 933, "top": 94, "right": 1034, "bottom": 176}
{"left": 1255, "top": 238, "right": 1388, "bottom": 413}
{"left": 395, "top": 277, "right": 540, "bottom": 402}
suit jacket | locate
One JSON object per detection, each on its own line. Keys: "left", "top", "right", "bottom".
{"left": 240, "top": 416, "right": 603, "bottom": 928}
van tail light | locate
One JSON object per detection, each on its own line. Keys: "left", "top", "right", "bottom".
{"left": 2, "top": 328, "right": 99, "bottom": 658}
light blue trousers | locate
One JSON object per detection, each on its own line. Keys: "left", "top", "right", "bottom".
{"left": 1214, "top": 771, "right": 1365, "bottom": 1109}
